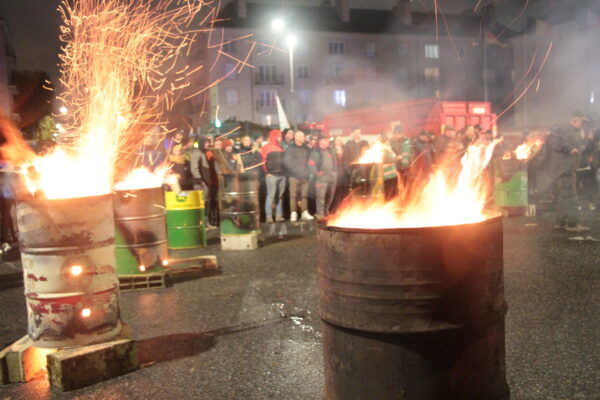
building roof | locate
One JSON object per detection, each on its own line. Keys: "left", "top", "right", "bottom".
{"left": 217, "top": 2, "right": 488, "bottom": 38}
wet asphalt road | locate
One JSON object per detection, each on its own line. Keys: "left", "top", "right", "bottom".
{"left": 0, "top": 215, "right": 599, "bottom": 400}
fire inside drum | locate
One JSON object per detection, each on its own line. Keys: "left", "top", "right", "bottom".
{"left": 17, "top": 194, "right": 122, "bottom": 348}
{"left": 114, "top": 187, "right": 168, "bottom": 274}
{"left": 317, "top": 216, "right": 509, "bottom": 400}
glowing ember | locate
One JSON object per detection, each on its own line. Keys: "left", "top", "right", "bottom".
{"left": 0, "top": 0, "right": 206, "bottom": 200}
{"left": 114, "top": 165, "right": 171, "bottom": 191}
{"left": 139, "top": 265, "right": 147, "bottom": 272}
{"left": 70, "top": 265, "right": 83, "bottom": 276}
{"left": 329, "top": 140, "right": 501, "bottom": 229}
{"left": 81, "top": 308, "right": 92, "bottom": 318}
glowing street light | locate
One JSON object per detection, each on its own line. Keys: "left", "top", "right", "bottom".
{"left": 271, "top": 18, "right": 284, "bottom": 32}
{"left": 285, "top": 34, "right": 297, "bottom": 49}
{"left": 59, "top": 106, "right": 68, "bottom": 114}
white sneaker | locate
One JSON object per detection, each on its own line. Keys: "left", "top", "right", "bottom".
{"left": 290, "top": 212, "right": 298, "bottom": 222}
{"left": 301, "top": 211, "right": 314, "bottom": 220}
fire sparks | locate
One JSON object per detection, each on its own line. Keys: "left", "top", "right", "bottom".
{"left": 1, "top": 0, "right": 208, "bottom": 199}
{"left": 329, "top": 140, "right": 501, "bottom": 229}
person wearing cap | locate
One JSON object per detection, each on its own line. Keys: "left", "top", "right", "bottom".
{"left": 260, "top": 129, "right": 286, "bottom": 223}
{"left": 309, "top": 134, "right": 338, "bottom": 219}
{"left": 539, "top": 111, "right": 590, "bottom": 232}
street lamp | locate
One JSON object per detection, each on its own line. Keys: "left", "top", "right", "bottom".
{"left": 271, "top": 18, "right": 284, "bottom": 33}
{"left": 285, "top": 34, "right": 297, "bottom": 127}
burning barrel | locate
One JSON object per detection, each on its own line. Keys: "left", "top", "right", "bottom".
{"left": 317, "top": 216, "right": 509, "bottom": 400}
{"left": 218, "top": 172, "right": 260, "bottom": 250}
{"left": 348, "top": 163, "right": 384, "bottom": 200}
{"left": 114, "top": 187, "right": 168, "bottom": 274}
{"left": 17, "top": 194, "right": 122, "bottom": 348}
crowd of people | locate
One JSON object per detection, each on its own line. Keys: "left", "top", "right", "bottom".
{"left": 150, "top": 123, "right": 504, "bottom": 227}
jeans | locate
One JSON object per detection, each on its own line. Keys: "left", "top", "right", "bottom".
{"left": 289, "top": 177, "right": 309, "bottom": 213}
{"left": 315, "top": 176, "right": 336, "bottom": 217}
{"left": 265, "top": 174, "right": 286, "bottom": 218}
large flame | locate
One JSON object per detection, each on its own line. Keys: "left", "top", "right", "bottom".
{"left": 114, "top": 165, "right": 172, "bottom": 191}
{"left": 1, "top": 0, "right": 206, "bottom": 200}
{"left": 515, "top": 139, "right": 544, "bottom": 160}
{"left": 357, "top": 141, "right": 386, "bottom": 164}
{"left": 329, "top": 140, "right": 501, "bottom": 229}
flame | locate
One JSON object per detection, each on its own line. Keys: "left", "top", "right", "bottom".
{"left": 329, "top": 140, "right": 501, "bottom": 229}
{"left": 114, "top": 165, "right": 171, "bottom": 191}
{"left": 515, "top": 139, "right": 544, "bottom": 160}
{"left": 0, "top": 0, "right": 207, "bottom": 200}
{"left": 357, "top": 141, "right": 387, "bottom": 164}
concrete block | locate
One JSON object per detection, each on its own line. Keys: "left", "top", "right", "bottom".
{"left": 47, "top": 338, "right": 138, "bottom": 391}
{"left": 220, "top": 233, "right": 259, "bottom": 251}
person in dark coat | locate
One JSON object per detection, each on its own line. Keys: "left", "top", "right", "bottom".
{"left": 538, "top": 111, "right": 589, "bottom": 232}
{"left": 283, "top": 130, "right": 313, "bottom": 221}
{"left": 191, "top": 135, "right": 219, "bottom": 226}
{"left": 309, "top": 135, "right": 337, "bottom": 219}
{"left": 342, "top": 126, "right": 369, "bottom": 170}
{"left": 412, "top": 131, "right": 435, "bottom": 180}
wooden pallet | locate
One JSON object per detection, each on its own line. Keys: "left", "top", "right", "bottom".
{"left": 118, "top": 272, "right": 167, "bottom": 291}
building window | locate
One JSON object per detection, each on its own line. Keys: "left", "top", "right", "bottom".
{"left": 225, "top": 89, "right": 238, "bottom": 105}
{"left": 259, "top": 89, "right": 277, "bottom": 108}
{"left": 299, "top": 89, "right": 312, "bottom": 105}
{"left": 298, "top": 65, "right": 309, "bottom": 79}
{"left": 365, "top": 41, "right": 376, "bottom": 57}
{"left": 329, "top": 41, "right": 345, "bottom": 55}
{"left": 329, "top": 64, "right": 345, "bottom": 78}
{"left": 223, "top": 40, "right": 236, "bottom": 54}
{"left": 333, "top": 89, "right": 347, "bottom": 107}
{"left": 424, "top": 67, "right": 440, "bottom": 82}
{"left": 258, "top": 65, "right": 279, "bottom": 83}
{"left": 425, "top": 44, "right": 439, "bottom": 59}
{"left": 398, "top": 43, "right": 408, "bottom": 58}
{"left": 224, "top": 62, "right": 237, "bottom": 80}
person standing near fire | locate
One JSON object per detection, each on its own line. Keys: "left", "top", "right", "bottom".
{"left": 539, "top": 111, "right": 590, "bottom": 232}
{"left": 260, "top": 129, "right": 286, "bottom": 223}
{"left": 309, "top": 134, "right": 337, "bottom": 219}
{"left": 390, "top": 124, "right": 412, "bottom": 185}
{"left": 284, "top": 130, "right": 314, "bottom": 221}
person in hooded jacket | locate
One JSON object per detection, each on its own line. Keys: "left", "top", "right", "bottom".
{"left": 260, "top": 129, "right": 286, "bottom": 222}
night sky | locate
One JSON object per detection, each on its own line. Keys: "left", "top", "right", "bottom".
{"left": 0, "top": 0, "right": 62, "bottom": 82}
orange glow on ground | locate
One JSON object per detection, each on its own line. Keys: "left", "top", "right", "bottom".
{"left": 329, "top": 140, "right": 501, "bottom": 229}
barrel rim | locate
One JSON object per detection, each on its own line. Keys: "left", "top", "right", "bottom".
{"left": 17, "top": 192, "right": 114, "bottom": 204}
{"left": 114, "top": 186, "right": 163, "bottom": 196}
{"left": 318, "top": 213, "right": 502, "bottom": 234}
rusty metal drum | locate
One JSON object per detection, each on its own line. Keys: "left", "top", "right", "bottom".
{"left": 317, "top": 216, "right": 509, "bottom": 400}
{"left": 17, "top": 194, "right": 122, "bottom": 348}
{"left": 114, "top": 187, "right": 168, "bottom": 275}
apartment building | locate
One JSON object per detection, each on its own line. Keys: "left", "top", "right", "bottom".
{"left": 201, "top": 0, "right": 514, "bottom": 128}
